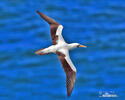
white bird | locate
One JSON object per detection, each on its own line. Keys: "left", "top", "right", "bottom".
{"left": 35, "top": 11, "right": 87, "bottom": 97}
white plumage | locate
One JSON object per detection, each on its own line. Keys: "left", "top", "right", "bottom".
{"left": 35, "top": 11, "right": 87, "bottom": 97}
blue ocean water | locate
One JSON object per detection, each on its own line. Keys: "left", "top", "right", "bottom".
{"left": 0, "top": 0, "right": 125, "bottom": 100}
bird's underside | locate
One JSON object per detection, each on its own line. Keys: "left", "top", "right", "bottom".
{"left": 35, "top": 11, "right": 76, "bottom": 97}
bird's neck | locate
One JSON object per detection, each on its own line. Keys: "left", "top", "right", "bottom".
{"left": 68, "top": 43, "right": 77, "bottom": 50}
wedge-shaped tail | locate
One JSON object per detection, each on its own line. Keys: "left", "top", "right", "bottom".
{"left": 35, "top": 48, "right": 49, "bottom": 55}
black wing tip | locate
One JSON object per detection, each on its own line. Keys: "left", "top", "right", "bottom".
{"left": 36, "top": 10, "right": 59, "bottom": 25}
{"left": 67, "top": 93, "right": 71, "bottom": 97}
{"left": 36, "top": 10, "right": 40, "bottom": 14}
{"left": 67, "top": 88, "right": 73, "bottom": 97}
{"left": 36, "top": 10, "right": 44, "bottom": 16}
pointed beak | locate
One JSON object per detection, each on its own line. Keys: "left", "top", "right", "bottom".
{"left": 78, "top": 44, "right": 87, "bottom": 48}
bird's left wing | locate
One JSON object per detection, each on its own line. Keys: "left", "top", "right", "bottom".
{"left": 37, "top": 11, "right": 65, "bottom": 45}
{"left": 56, "top": 51, "right": 76, "bottom": 97}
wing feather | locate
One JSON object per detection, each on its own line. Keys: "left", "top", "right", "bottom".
{"left": 56, "top": 51, "right": 76, "bottom": 96}
{"left": 37, "top": 11, "right": 65, "bottom": 45}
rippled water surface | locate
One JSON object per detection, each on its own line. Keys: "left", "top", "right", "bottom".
{"left": 0, "top": 0, "right": 125, "bottom": 100}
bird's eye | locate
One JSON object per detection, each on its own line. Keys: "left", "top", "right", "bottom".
{"left": 77, "top": 45, "right": 80, "bottom": 47}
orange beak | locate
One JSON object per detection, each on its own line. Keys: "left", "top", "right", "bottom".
{"left": 79, "top": 44, "right": 87, "bottom": 48}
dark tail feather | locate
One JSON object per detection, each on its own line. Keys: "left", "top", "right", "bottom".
{"left": 36, "top": 10, "right": 59, "bottom": 25}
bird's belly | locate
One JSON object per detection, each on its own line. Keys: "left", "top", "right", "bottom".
{"left": 49, "top": 43, "right": 67, "bottom": 53}
{"left": 57, "top": 43, "right": 67, "bottom": 50}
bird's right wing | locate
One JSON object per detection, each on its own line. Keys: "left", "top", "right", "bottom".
{"left": 37, "top": 11, "right": 65, "bottom": 45}
{"left": 56, "top": 51, "right": 76, "bottom": 97}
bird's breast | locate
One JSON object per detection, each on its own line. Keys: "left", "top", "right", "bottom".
{"left": 57, "top": 42, "right": 68, "bottom": 49}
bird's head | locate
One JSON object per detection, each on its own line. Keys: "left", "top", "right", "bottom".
{"left": 70, "top": 43, "right": 87, "bottom": 49}
{"left": 77, "top": 43, "right": 87, "bottom": 48}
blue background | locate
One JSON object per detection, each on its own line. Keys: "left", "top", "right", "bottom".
{"left": 0, "top": 0, "right": 125, "bottom": 100}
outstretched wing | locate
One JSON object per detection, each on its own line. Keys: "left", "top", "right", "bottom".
{"left": 56, "top": 51, "right": 76, "bottom": 97}
{"left": 37, "top": 11, "right": 65, "bottom": 45}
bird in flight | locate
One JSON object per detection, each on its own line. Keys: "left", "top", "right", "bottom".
{"left": 35, "top": 11, "right": 87, "bottom": 97}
